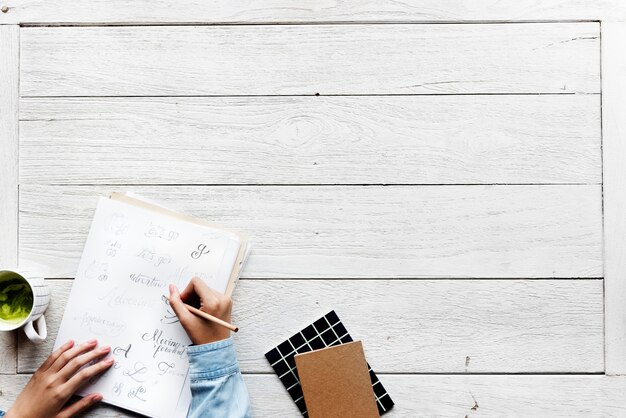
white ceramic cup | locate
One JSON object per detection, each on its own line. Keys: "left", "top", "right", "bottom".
{"left": 0, "top": 270, "right": 50, "bottom": 343}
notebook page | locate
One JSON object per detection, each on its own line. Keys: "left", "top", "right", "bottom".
{"left": 109, "top": 192, "right": 246, "bottom": 296}
{"left": 54, "top": 197, "right": 241, "bottom": 418}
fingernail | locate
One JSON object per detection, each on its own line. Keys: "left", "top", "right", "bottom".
{"left": 92, "top": 393, "right": 103, "bottom": 402}
{"left": 65, "top": 339, "right": 74, "bottom": 348}
{"left": 169, "top": 284, "right": 174, "bottom": 294}
{"left": 101, "top": 345, "right": 111, "bottom": 353}
{"left": 86, "top": 338, "right": 97, "bottom": 345}
{"left": 105, "top": 357, "right": 115, "bottom": 365}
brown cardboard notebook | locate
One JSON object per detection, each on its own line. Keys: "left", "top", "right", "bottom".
{"left": 294, "top": 341, "right": 380, "bottom": 418}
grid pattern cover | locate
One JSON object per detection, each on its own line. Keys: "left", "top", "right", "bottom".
{"left": 265, "top": 311, "right": 394, "bottom": 416}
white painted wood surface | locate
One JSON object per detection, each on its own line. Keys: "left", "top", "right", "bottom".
{"left": 0, "top": 332, "right": 16, "bottom": 375}
{"left": 0, "top": 25, "right": 19, "bottom": 375}
{"left": 0, "top": 26, "right": 18, "bottom": 273}
{"left": 18, "top": 185, "right": 602, "bottom": 279}
{"left": 1, "top": 0, "right": 625, "bottom": 24}
{"left": 20, "top": 23, "right": 600, "bottom": 96}
{"left": 17, "top": 279, "right": 604, "bottom": 374}
{"left": 3, "top": 374, "right": 626, "bottom": 417}
{"left": 19, "top": 95, "right": 601, "bottom": 185}
{"left": 1, "top": 10, "right": 622, "bottom": 416}
{"left": 602, "top": 22, "right": 626, "bottom": 376}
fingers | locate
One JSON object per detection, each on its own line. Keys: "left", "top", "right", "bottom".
{"left": 59, "top": 345, "right": 111, "bottom": 381}
{"left": 49, "top": 339, "right": 98, "bottom": 373}
{"left": 56, "top": 393, "right": 103, "bottom": 418}
{"left": 179, "top": 276, "right": 213, "bottom": 303}
{"left": 40, "top": 339, "right": 75, "bottom": 372}
{"left": 178, "top": 276, "right": 196, "bottom": 301}
{"left": 179, "top": 277, "right": 227, "bottom": 313}
{"left": 181, "top": 277, "right": 223, "bottom": 301}
{"left": 168, "top": 284, "right": 196, "bottom": 326}
{"left": 64, "top": 357, "right": 114, "bottom": 394}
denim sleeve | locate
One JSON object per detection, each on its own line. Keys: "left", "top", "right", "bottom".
{"left": 0, "top": 410, "right": 5, "bottom": 417}
{"left": 186, "top": 338, "right": 252, "bottom": 418}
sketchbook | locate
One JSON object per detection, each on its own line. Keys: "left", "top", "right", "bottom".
{"left": 54, "top": 193, "right": 249, "bottom": 418}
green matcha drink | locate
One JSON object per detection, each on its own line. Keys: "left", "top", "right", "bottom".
{"left": 0, "top": 271, "right": 33, "bottom": 325}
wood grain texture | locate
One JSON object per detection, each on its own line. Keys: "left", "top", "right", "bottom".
{"left": 0, "top": 0, "right": 625, "bottom": 24}
{"left": 253, "top": 374, "right": 626, "bottom": 417}
{"left": 17, "top": 279, "right": 604, "bottom": 374}
{"left": 0, "top": 25, "right": 19, "bottom": 375}
{"left": 20, "top": 23, "right": 600, "bottom": 96}
{"left": 18, "top": 185, "right": 603, "bottom": 279}
{"left": 19, "top": 95, "right": 601, "bottom": 185}
{"left": 602, "top": 22, "right": 626, "bottom": 375}
{"left": 0, "top": 25, "right": 19, "bottom": 270}
{"left": 0, "top": 332, "right": 16, "bottom": 375}
{"left": 4, "top": 374, "right": 626, "bottom": 417}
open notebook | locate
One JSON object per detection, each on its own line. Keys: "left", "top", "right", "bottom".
{"left": 54, "top": 193, "right": 249, "bottom": 418}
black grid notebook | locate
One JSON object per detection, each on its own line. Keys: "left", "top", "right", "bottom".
{"left": 265, "top": 311, "right": 394, "bottom": 416}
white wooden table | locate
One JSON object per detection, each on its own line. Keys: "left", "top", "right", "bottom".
{"left": 2, "top": 2, "right": 626, "bottom": 416}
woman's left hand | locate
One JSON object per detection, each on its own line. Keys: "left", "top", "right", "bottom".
{"left": 6, "top": 338, "right": 114, "bottom": 418}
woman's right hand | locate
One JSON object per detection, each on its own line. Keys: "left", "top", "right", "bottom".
{"left": 168, "top": 277, "right": 233, "bottom": 345}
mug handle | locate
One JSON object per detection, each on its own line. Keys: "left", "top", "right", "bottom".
{"left": 23, "top": 315, "right": 47, "bottom": 343}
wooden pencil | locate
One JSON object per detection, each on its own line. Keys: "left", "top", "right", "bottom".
{"left": 167, "top": 297, "right": 239, "bottom": 332}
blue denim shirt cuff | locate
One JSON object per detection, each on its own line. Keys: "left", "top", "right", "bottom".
{"left": 187, "top": 337, "right": 240, "bottom": 381}
{"left": 0, "top": 410, "right": 5, "bottom": 417}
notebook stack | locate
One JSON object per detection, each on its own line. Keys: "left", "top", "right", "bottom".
{"left": 265, "top": 311, "right": 394, "bottom": 417}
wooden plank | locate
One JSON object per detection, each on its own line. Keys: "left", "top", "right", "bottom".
{"left": 602, "top": 22, "right": 626, "bottom": 375}
{"left": 19, "top": 95, "right": 602, "bottom": 185}
{"left": 0, "top": 26, "right": 19, "bottom": 272}
{"left": 18, "top": 185, "right": 603, "bottom": 279}
{"left": 20, "top": 23, "right": 600, "bottom": 97}
{"left": 3, "top": 374, "right": 626, "bottom": 417}
{"left": 17, "top": 279, "right": 604, "bottom": 374}
{"left": 0, "top": 331, "right": 16, "bottom": 374}
{"left": 1, "top": 0, "right": 625, "bottom": 24}
{"left": 0, "top": 25, "right": 19, "bottom": 375}
{"left": 250, "top": 374, "right": 626, "bottom": 417}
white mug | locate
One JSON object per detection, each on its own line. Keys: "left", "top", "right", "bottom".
{"left": 0, "top": 270, "right": 50, "bottom": 343}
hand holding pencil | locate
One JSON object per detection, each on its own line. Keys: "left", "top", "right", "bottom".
{"left": 168, "top": 278, "right": 237, "bottom": 345}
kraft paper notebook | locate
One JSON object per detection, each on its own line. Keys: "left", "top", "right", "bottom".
{"left": 54, "top": 193, "right": 249, "bottom": 418}
{"left": 295, "top": 341, "right": 380, "bottom": 418}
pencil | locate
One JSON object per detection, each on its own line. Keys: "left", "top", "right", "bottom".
{"left": 167, "top": 297, "right": 239, "bottom": 332}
